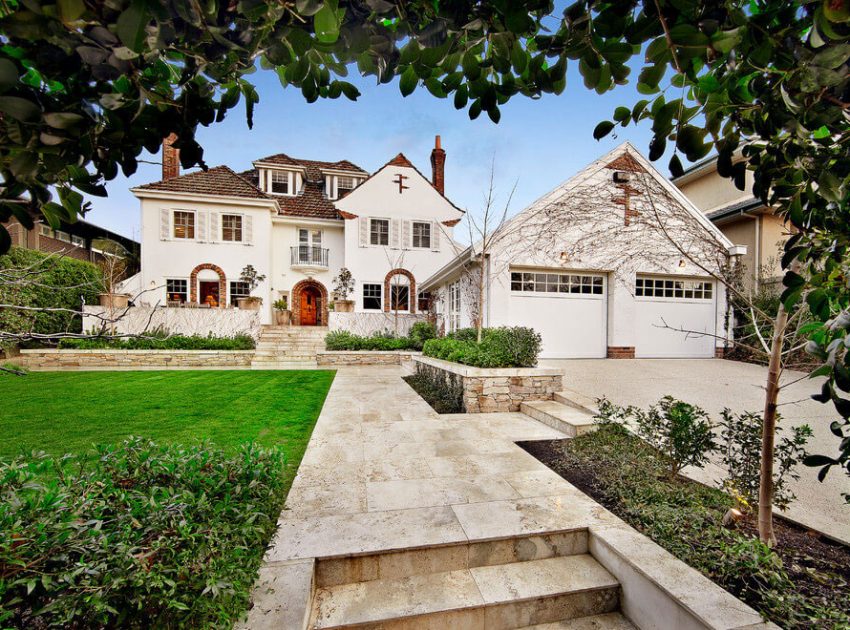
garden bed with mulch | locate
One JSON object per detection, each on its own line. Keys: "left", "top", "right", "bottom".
{"left": 519, "top": 427, "right": 850, "bottom": 630}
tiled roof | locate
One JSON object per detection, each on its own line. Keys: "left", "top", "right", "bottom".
{"left": 254, "top": 153, "right": 367, "bottom": 182}
{"left": 239, "top": 168, "right": 343, "bottom": 220}
{"left": 135, "top": 166, "right": 270, "bottom": 200}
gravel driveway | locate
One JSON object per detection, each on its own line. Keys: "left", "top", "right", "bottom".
{"left": 541, "top": 358, "right": 850, "bottom": 545}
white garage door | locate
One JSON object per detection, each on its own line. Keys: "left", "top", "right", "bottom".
{"left": 635, "top": 276, "right": 716, "bottom": 358}
{"left": 509, "top": 270, "right": 607, "bottom": 358}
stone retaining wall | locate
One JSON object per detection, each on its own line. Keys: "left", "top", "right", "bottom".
{"left": 18, "top": 349, "right": 254, "bottom": 369}
{"left": 316, "top": 351, "right": 419, "bottom": 366}
{"left": 413, "top": 356, "right": 563, "bottom": 413}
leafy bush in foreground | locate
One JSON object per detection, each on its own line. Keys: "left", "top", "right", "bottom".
{"left": 58, "top": 333, "right": 256, "bottom": 350}
{"left": 423, "top": 326, "right": 541, "bottom": 368}
{"left": 0, "top": 438, "right": 286, "bottom": 628}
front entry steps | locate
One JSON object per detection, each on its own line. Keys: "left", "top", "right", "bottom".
{"left": 520, "top": 400, "right": 596, "bottom": 437}
{"left": 307, "top": 531, "right": 631, "bottom": 629}
{"left": 251, "top": 325, "right": 327, "bottom": 369}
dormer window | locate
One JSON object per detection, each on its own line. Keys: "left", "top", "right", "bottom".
{"left": 271, "top": 170, "right": 290, "bottom": 195}
{"left": 337, "top": 176, "right": 357, "bottom": 193}
{"left": 326, "top": 174, "right": 362, "bottom": 200}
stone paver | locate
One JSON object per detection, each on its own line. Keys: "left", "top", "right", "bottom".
{"left": 542, "top": 358, "right": 850, "bottom": 544}
{"left": 265, "top": 365, "right": 620, "bottom": 567}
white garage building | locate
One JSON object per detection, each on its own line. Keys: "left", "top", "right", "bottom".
{"left": 422, "top": 143, "right": 742, "bottom": 359}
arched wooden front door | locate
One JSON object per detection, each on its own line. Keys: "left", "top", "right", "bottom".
{"left": 300, "top": 286, "right": 320, "bottom": 326}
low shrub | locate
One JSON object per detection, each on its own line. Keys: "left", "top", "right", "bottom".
{"left": 423, "top": 326, "right": 541, "bottom": 368}
{"left": 0, "top": 438, "right": 287, "bottom": 628}
{"left": 324, "top": 324, "right": 436, "bottom": 352}
{"left": 58, "top": 333, "right": 256, "bottom": 350}
{"left": 403, "top": 363, "right": 465, "bottom": 414}
{"left": 718, "top": 409, "right": 812, "bottom": 512}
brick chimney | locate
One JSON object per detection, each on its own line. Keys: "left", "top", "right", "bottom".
{"left": 162, "top": 133, "right": 180, "bottom": 180}
{"left": 430, "top": 135, "right": 446, "bottom": 195}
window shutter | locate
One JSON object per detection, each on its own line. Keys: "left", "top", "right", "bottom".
{"left": 390, "top": 219, "right": 401, "bottom": 249}
{"left": 244, "top": 215, "right": 253, "bottom": 245}
{"left": 160, "top": 209, "right": 170, "bottom": 240}
{"left": 402, "top": 220, "right": 411, "bottom": 249}
{"left": 431, "top": 221, "right": 441, "bottom": 251}
{"left": 197, "top": 211, "right": 207, "bottom": 242}
{"left": 359, "top": 217, "right": 368, "bottom": 247}
{"left": 210, "top": 212, "right": 219, "bottom": 242}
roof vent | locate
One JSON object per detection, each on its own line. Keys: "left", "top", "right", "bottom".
{"left": 613, "top": 171, "right": 631, "bottom": 183}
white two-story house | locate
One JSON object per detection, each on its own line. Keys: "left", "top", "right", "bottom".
{"left": 130, "top": 136, "right": 464, "bottom": 326}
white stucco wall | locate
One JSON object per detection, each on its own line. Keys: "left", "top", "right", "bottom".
{"left": 336, "top": 163, "right": 464, "bottom": 313}
{"left": 82, "top": 305, "right": 262, "bottom": 338}
{"left": 136, "top": 193, "right": 276, "bottom": 324}
{"left": 426, "top": 144, "right": 733, "bottom": 357}
{"left": 269, "top": 218, "right": 345, "bottom": 301}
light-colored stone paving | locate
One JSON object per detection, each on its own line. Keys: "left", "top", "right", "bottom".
{"left": 268, "top": 366, "right": 617, "bottom": 565}
{"left": 250, "top": 365, "right": 772, "bottom": 630}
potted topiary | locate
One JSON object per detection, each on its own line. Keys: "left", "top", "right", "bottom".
{"left": 273, "top": 297, "right": 290, "bottom": 325}
{"left": 236, "top": 264, "right": 266, "bottom": 311}
{"left": 332, "top": 267, "right": 355, "bottom": 313}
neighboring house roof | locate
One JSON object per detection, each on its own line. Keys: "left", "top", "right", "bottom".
{"left": 135, "top": 166, "right": 271, "bottom": 200}
{"left": 706, "top": 197, "right": 765, "bottom": 222}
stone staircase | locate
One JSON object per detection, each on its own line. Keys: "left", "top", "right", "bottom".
{"left": 307, "top": 531, "right": 634, "bottom": 629}
{"left": 250, "top": 325, "right": 327, "bottom": 369}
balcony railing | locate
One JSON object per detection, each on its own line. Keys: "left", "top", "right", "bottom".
{"left": 291, "top": 245, "right": 329, "bottom": 268}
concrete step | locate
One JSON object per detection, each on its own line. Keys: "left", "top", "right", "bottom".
{"left": 252, "top": 355, "right": 317, "bottom": 361}
{"left": 521, "top": 400, "right": 596, "bottom": 438}
{"left": 250, "top": 362, "right": 318, "bottom": 370}
{"left": 310, "top": 554, "right": 619, "bottom": 629}
{"left": 554, "top": 389, "right": 601, "bottom": 416}
{"left": 524, "top": 612, "right": 636, "bottom": 629}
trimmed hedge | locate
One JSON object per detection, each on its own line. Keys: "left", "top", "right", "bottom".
{"left": 58, "top": 334, "right": 255, "bottom": 350}
{"left": 324, "top": 321, "right": 436, "bottom": 352}
{"left": 422, "top": 326, "right": 541, "bottom": 368}
{"left": 0, "top": 247, "right": 102, "bottom": 339}
{"left": 0, "top": 438, "right": 287, "bottom": 628}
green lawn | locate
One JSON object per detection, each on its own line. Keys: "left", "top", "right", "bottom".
{"left": 0, "top": 370, "right": 335, "bottom": 460}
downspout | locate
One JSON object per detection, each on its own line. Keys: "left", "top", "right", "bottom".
{"left": 749, "top": 212, "right": 761, "bottom": 292}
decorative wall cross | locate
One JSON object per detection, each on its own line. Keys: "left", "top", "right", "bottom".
{"left": 393, "top": 173, "right": 409, "bottom": 194}
{"left": 612, "top": 183, "right": 642, "bottom": 226}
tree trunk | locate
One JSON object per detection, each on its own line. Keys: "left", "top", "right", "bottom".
{"left": 476, "top": 257, "right": 485, "bottom": 344}
{"left": 759, "top": 300, "right": 788, "bottom": 547}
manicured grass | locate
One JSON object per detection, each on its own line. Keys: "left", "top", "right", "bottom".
{"left": 0, "top": 370, "right": 335, "bottom": 459}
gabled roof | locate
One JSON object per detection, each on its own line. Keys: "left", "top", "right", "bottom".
{"left": 253, "top": 153, "right": 367, "bottom": 182}
{"left": 338, "top": 152, "right": 465, "bottom": 215}
{"left": 134, "top": 166, "right": 270, "bottom": 200}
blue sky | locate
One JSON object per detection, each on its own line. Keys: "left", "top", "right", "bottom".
{"left": 92, "top": 62, "right": 661, "bottom": 240}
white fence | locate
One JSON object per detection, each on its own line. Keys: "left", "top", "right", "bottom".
{"left": 329, "top": 312, "right": 427, "bottom": 336}
{"left": 82, "top": 305, "right": 263, "bottom": 339}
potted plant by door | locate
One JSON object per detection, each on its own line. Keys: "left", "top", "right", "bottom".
{"left": 332, "top": 267, "right": 355, "bottom": 313}
{"left": 236, "top": 264, "right": 266, "bottom": 311}
{"left": 273, "top": 297, "right": 291, "bottom": 325}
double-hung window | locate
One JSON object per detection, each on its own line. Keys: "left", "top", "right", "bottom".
{"left": 363, "top": 283, "right": 382, "bottom": 310}
{"left": 337, "top": 176, "right": 357, "bottom": 196}
{"left": 297, "top": 228, "right": 323, "bottom": 264}
{"left": 222, "top": 214, "right": 243, "bottom": 242}
{"left": 417, "top": 291, "right": 431, "bottom": 312}
{"left": 270, "top": 170, "right": 290, "bottom": 195}
{"left": 370, "top": 219, "right": 389, "bottom": 246}
{"left": 412, "top": 221, "right": 431, "bottom": 248}
{"left": 71, "top": 235, "right": 85, "bottom": 248}
{"left": 166, "top": 278, "right": 188, "bottom": 303}
{"left": 173, "top": 211, "right": 195, "bottom": 239}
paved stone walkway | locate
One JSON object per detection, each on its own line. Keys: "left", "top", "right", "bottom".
{"left": 248, "top": 365, "right": 770, "bottom": 629}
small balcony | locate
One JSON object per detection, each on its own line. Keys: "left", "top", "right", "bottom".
{"left": 291, "top": 245, "right": 329, "bottom": 270}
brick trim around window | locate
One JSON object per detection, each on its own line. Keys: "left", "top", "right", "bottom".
{"left": 384, "top": 268, "right": 416, "bottom": 313}
{"left": 189, "top": 263, "right": 227, "bottom": 307}
{"left": 291, "top": 278, "right": 329, "bottom": 326}
{"left": 606, "top": 346, "right": 635, "bottom": 359}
